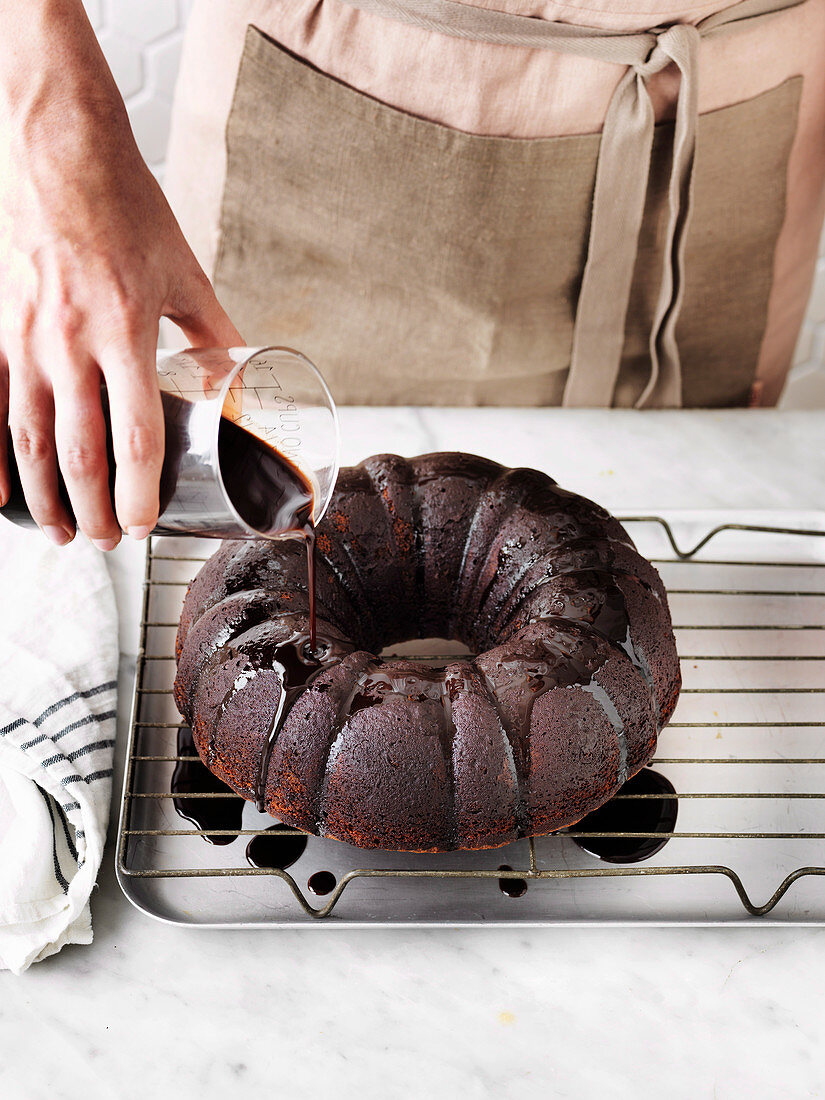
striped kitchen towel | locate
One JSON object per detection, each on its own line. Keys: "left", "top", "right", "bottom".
{"left": 0, "top": 521, "right": 118, "bottom": 974}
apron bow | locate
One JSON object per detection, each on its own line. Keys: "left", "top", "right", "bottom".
{"left": 565, "top": 21, "right": 700, "bottom": 408}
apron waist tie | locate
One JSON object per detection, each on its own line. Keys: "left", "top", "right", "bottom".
{"left": 338, "top": 0, "right": 806, "bottom": 407}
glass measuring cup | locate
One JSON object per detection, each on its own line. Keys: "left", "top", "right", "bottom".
{"left": 152, "top": 346, "right": 339, "bottom": 539}
{"left": 0, "top": 346, "right": 339, "bottom": 540}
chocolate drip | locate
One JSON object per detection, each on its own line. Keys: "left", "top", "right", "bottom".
{"left": 171, "top": 725, "right": 244, "bottom": 843}
{"left": 322, "top": 662, "right": 467, "bottom": 844}
{"left": 474, "top": 635, "right": 600, "bottom": 840}
{"left": 210, "top": 669, "right": 257, "bottom": 766}
{"left": 305, "top": 528, "right": 317, "bottom": 652}
{"left": 508, "top": 567, "right": 661, "bottom": 730}
{"left": 581, "top": 682, "right": 628, "bottom": 788}
{"left": 245, "top": 824, "right": 308, "bottom": 869}
{"left": 308, "top": 870, "right": 337, "bottom": 896}
{"left": 483, "top": 638, "right": 596, "bottom": 738}
{"left": 568, "top": 768, "right": 677, "bottom": 863}
{"left": 509, "top": 568, "right": 631, "bottom": 636}
{"left": 497, "top": 865, "right": 528, "bottom": 898}
{"left": 499, "top": 552, "right": 643, "bottom": 631}
{"left": 253, "top": 630, "right": 346, "bottom": 813}
{"left": 314, "top": 659, "right": 378, "bottom": 834}
{"left": 520, "top": 611, "right": 659, "bottom": 733}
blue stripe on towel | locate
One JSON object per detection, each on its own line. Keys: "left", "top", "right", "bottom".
{"left": 84, "top": 769, "right": 114, "bottom": 783}
{"left": 38, "top": 789, "right": 70, "bottom": 893}
{"left": 20, "top": 710, "right": 118, "bottom": 752}
{"left": 0, "top": 718, "right": 26, "bottom": 737}
{"left": 32, "top": 681, "right": 118, "bottom": 728}
{"left": 66, "top": 739, "right": 115, "bottom": 763}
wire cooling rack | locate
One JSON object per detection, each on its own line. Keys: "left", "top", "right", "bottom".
{"left": 116, "top": 512, "right": 825, "bottom": 926}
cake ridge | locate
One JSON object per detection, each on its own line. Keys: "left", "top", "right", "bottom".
{"left": 315, "top": 657, "right": 378, "bottom": 837}
{"left": 470, "top": 661, "right": 528, "bottom": 837}
{"left": 451, "top": 465, "right": 523, "bottom": 639}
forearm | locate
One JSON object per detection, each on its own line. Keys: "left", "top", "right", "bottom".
{"left": 0, "top": 0, "right": 133, "bottom": 195}
{"left": 0, "top": 0, "right": 121, "bottom": 111}
{"left": 0, "top": 1, "right": 240, "bottom": 547}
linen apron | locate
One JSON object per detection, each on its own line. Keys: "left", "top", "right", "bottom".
{"left": 164, "top": 0, "right": 825, "bottom": 407}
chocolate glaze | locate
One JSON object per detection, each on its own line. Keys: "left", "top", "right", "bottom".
{"left": 497, "top": 865, "right": 528, "bottom": 898}
{"left": 171, "top": 725, "right": 244, "bottom": 844}
{"left": 308, "top": 870, "right": 337, "bottom": 896}
{"left": 568, "top": 768, "right": 678, "bottom": 863}
{"left": 245, "top": 824, "right": 308, "bottom": 870}
{"left": 175, "top": 452, "right": 681, "bottom": 852}
{"left": 252, "top": 631, "right": 335, "bottom": 812}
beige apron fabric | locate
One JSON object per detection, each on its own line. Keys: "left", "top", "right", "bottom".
{"left": 332, "top": 0, "right": 805, "bottom": 407}
{"left": 212, "top": 29, "right": 800, "bottom": 406}
{"left": 164, "top": 0, "right": 825, "bottom": 406}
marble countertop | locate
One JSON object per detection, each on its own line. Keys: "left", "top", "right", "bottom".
{"left": 4, "top": 409, "right": 825, "bottom": 1099}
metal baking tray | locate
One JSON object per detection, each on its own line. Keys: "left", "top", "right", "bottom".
{"left": 116, "top": 511, "right": 825, "bottom": 926}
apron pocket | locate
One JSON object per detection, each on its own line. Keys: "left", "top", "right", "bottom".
{"left": 213, "top": 26, "right": 603, "bottom": 406}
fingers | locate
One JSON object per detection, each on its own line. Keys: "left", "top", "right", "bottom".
{"left": 51, "top": 352, "right": 120, "bottom": 551}
{"left": 97, "top": 331, "right": 164, "bottom": 540}
{"left": 0, "top": 356, "right": 9, "bottom": 508}
{"left": 7, "top": 357, "right": 75, "bottom": 545}
{"left": 166, "top": 261, "right": 244, "bottom": 349}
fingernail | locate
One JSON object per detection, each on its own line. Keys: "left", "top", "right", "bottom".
{"left": 127, "top": 525, "right": 152, "bottom": 541}
{"left": 43, "top": 525, "right": 74, "bottom": 547}
{"left": 92, "top": 537, "right": 119, "bottom": 552}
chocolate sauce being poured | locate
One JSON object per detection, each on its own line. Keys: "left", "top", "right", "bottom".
{"left": 161, "top": 391, "right": 320, "bottom": 652}
{"left": 214, "top": 409, "right": 318, "bottom": 650}
{"left": 171, "top": 725, "right": 245, "bottom": 844}
{"left": 245, "top": 824, "right": 308, "bottom": 870}
{"left": 568, "top": 768, "right": 677, "bottom": 863}
{"left": 220, "top": 422, "right": 318, "bottom": 652}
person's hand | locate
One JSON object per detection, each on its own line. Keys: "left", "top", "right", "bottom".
{"left": 0, "top": 2, "right": 241, "bottom": 549}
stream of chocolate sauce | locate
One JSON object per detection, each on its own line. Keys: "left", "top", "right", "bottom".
{"left": 212, "top": 404, "right": 317, "bottom": 652}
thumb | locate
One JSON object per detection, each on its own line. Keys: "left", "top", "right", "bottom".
{"left": 165, "top": 262, "right": 244, "bottom": 349}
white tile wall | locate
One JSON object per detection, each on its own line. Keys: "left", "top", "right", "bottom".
{"left": 84, "top": 0, "right": 825, "bottom": 407}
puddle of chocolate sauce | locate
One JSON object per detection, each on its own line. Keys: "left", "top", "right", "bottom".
{"left": 568, "top": 768, "right": 678, "bottom": 863}
{"left": 308, "top": 870, "right": 337, "bottom": 896}
{"left": 497, "top": 864, "right": 528, "bottom": 898}
{"left": 245, "top": 825, "right": 308, "bottom": 870}
{"left": 171, "top": 725, "right": 244, "bottom": 845}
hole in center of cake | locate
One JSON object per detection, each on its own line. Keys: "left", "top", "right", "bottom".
{"left": 378, "top": 637, "right": 473, "bottom": 667}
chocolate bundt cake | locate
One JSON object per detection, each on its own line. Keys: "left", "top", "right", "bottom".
{"left": 174, "top": 453, "right": 680, "bottom": 852}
